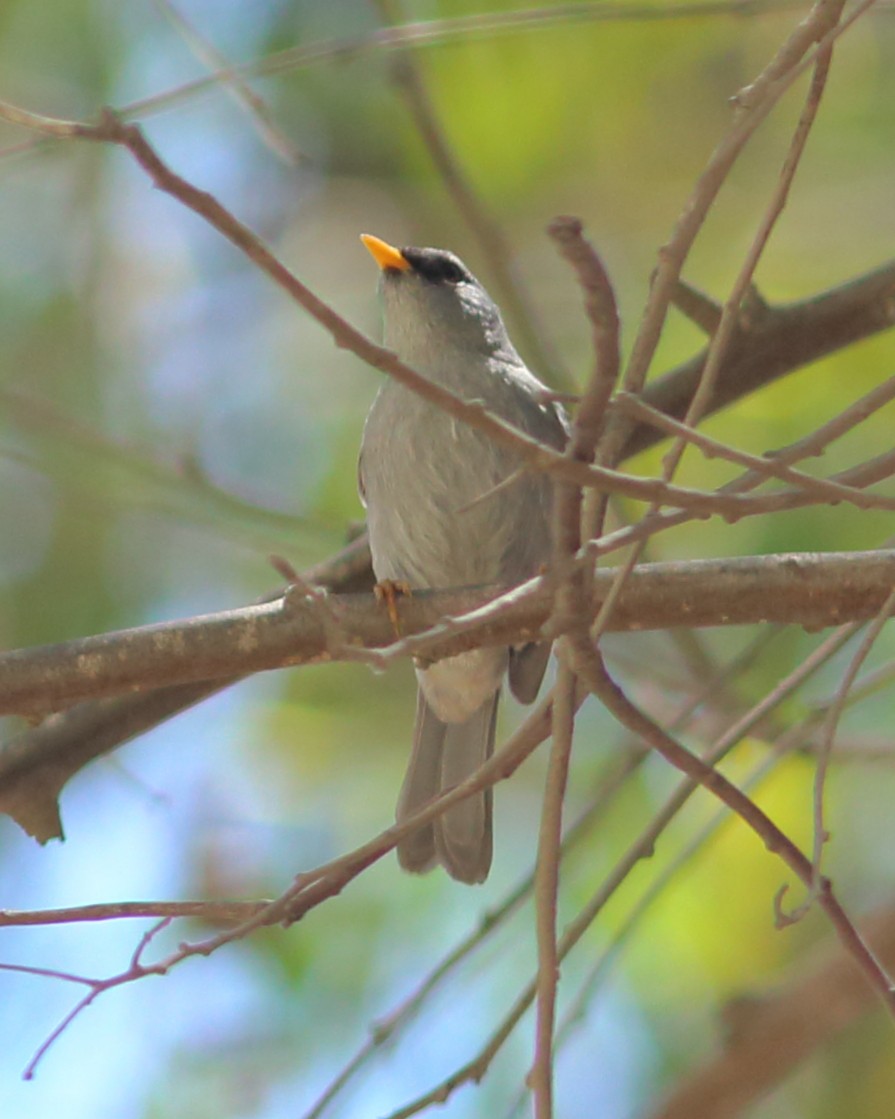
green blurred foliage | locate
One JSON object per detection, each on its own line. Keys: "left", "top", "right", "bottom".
{"left": 2, "top": 3, "right": 895, "bottom": 1118}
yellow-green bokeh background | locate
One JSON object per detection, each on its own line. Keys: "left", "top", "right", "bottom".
{"left": 2, "top": 3, "right": 895, "bottom": 1118}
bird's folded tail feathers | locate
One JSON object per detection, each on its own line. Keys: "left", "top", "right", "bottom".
{"left": 396, "top": 689, "right": 497, "bottom": 884}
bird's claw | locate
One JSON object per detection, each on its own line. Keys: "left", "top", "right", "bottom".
{"left": 374, "top": 579, "right": 412, "bottom": 637}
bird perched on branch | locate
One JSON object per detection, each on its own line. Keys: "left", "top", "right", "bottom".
{"left": 359, "top": 234, "right": 568, "bottom": 883}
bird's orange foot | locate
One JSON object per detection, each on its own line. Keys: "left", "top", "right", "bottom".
{"left": 374, "top": 579, "right": 413, "bottom": 637}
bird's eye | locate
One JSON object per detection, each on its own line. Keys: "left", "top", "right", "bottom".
{"left": 401, "top": 247, "right": 469, "bottom": 285}
{"left": 440, "top": 261, "right": 465, "bottom": 284}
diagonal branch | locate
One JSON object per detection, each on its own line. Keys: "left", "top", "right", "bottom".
{"left": 580, "top": 649, "right": 895, "bottom": 1018}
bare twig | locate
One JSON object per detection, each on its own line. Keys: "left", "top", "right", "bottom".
{"left": 657, "top": 0, "right": 846, "bottom": 487}
{"left": 582, "top": 650, "right": 895, "bottom": 1018}
{"left": 0, "top": 1, "right": 813, "bottom": 163}
{"left": 530, "top": 670, "right": 574, "bottom": 1119}
{"left": 378, "top": 617, "right": 869, "bottom": 1119}
{"left": 526, "top": 217, "right": 622, "bottom": 1118}
{"left": 547, "top": 215, "right": 621, "bottom": 548}
{"left": 17, "top": 917, "right": 174, "bottom": 1079}
{"left": 617, "top": 392, "right": 895, "bottom": 513}
{"left": 620, "top": 0, "right": 871, "bottom": 414}
{"left": 0, "top": 898, "right": 269, "bottom": 926}
{"left": 152, "top": 0, "right": 307, "bottom": 165}
{"left": 373, "top": 0, "right": 565, "bottom": 383}
{"left": 778, "top": 588, "right": 895, "bottom": 926}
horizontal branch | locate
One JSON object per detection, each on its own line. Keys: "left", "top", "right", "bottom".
{"left": 0, "top": 898, "right": 268, "bottom": 926}
{"left": 3, "top": 550, "right": 894, "bottom": 722}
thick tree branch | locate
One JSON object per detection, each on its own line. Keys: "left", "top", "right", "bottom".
{"left": 3, "top": 549, "right": 895, "bottom": 843}
{"left": 4, "top": 551, "right": 895, "bottom": 722}
{"left": 622, "top": 261, "right": 895, "bottom": 460}
{"left": 619, "top": 0, "right": 867, "bottom": 411}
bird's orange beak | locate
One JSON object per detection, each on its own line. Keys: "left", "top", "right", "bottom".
{"left": 361, "top": 233, "right": 411, "bottom": 272}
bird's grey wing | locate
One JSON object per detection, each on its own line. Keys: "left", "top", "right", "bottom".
{"left": 397, "top": 688, "right": 497, "bottom": 884}
{"left": 508, "top": 642, "right": 552, "bottom": 704}
{"left": 503, "top": 386, "right": 566, "bottom": 706}
{"left": 502, "top": 364, "right": 570, "bottom": 450}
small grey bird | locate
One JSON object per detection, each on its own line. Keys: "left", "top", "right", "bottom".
{"left": 358, "top": 234, "right": 568, "bottom": 883}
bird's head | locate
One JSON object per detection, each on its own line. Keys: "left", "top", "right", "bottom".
{"left": 361, "top": 234, "right": 516, "bottom": 365}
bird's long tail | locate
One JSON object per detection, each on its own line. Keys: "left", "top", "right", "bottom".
{"left": 396, "top": 689, "right": 498, "bottom": 884}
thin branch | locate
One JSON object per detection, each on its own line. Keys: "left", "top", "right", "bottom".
{"left": 527, "top": 217, "right": 622, "bottom": 1118}
{"left": 657, "top": 0, "right": 846, "bottom": 486}
{"left": 0, "top": 1, "right": 813, "bottom": 163}
{"left": 0, "top": 898, "right": 269, "bottom": 926}
{"left": 620, "top": 0, "right": 872, "bottom": 413}
{"left": 530, "top": 668, "right": 575, "bottom": 1119}
{"left": 780, "top": 587, "right": 895, "bottom": 925}
{"left": 152, "top": 0, "right": 306, "bottom": 166}
{"left": 582, "top": 650, "right": 895, "bottom": 1018}
{"left": 18, "top": 918, "right": 174, "bottom": 1079}
{"left": 616, "top": 391, "right": 895, "bottom": 513}
{"left": 547, "top": 214, "right": 621, "bottom": 549}
{"left": 373, "top": 0, "right": 565, "bottom": 383}
{"left": 668, "top": 277, "right": 723, "bottom": 334}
